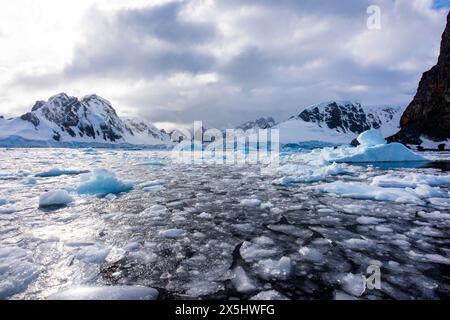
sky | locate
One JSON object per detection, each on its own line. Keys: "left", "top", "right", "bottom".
{"left": 0, "top": 0, "right": 449, "bottom": 130}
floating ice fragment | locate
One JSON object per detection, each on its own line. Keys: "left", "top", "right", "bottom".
{"left": 418, "top": 211, "right": 450, "bottom": 220}
{"left": 356, "top": 216, "right": 384, "bottom": 225}
{"left": 0, "top": 198, "right": 6, "bottom": 206}
{"left": 76, "top": 169, "right": 133, "bottom": 196}
{"left": 35, "top": 168, "right": 89, "bottom": 177}
{"left": 250, "top": 290, "right": 289, "bottom": 300}
{"left": 231, "top": 266, "right": 257, "bottom": 293}
{"left": 39, "top": 190, "right": 73, "bottom": 207}
{"left": 0, "top": 247, "right": 41, "bottom": 299}
{"left": 240, "top": 198, "right": 261, "bottom": 208}
{"left": 48, "top": 286, "right": 159, "bottom": 300}
{"left": 257, "top": 257, "right": 292, "bottom": 280}
{"left": 372, "top": 173, "right": 450, "bottom": 188}
{"left": 339, "top": 273, "right": 366, "bottom": 297}
{"left": 22, "top": 177, "right": 37, "bottom": 185}
{"left": 313, "top": 181, "right": 425, "bottom": 205}
{"left": 159, "top": 229, "right": 186, "bottom": 238}
{"left": 198, "top": 212, "right": 212, "bottom": 219}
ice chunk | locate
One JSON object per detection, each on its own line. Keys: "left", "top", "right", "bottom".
{"left": 240, "top": 199, "right": 261, "bottom": 208}
{"left": 0, "top": 198, "right": 6, "bottom": 206}
{"left": 428, "top": 198, "right": 450, "bottom": 208}
{"left": 0, "top": 247, "right": 41, "bottom": 299}
{"left": 39, "top": 190, "right": 73, "bottom": 207}
{"left": 250, "top": 290, "right": 289, "bottom": 300}
{"left": 357, "top": 129, "right": 385, "bottom": 147}
{"left": 137, "top": 180, "right": 164, "bottom": 188}
{"left": 35, "top": 168, "right": 88, "bottom": 177}
{"left": 299, "top": 246, "right": 324, "bottom": 263}
{"left": 76, "top": 169, "right": 133, "bottom": 196}
{"left": 372, "top": 173, "right": 450, "bottom": 188}
{"left": 48, "top": 286, "right": 159, "bottom": 300}
{"left": 339, "top": 273, "right": 366, "bottom": 297}
{"left": 75, "top": 246, "right": 110, "bottom": 264}
{"left": 418, "top": 211, "right": 450, "bottom": 220}
{"left": 356, "top": 216, "right": 384, "bottom": 225}
{"left": 240, "top": 241, "right": 278, "bottom": 262}
{"left": 159, "top": 229, "right": 186, "bottom": 238}
{"left": 198, "top": 212, "right": 212, "bottom": 219}
{"left": 22, "top": 177, "right": 37, "bottom": 185}
{"left": 257, "top": 257, "right": 292, "bottom": 280}
{"left": 274, "top": 162, "right": 350, "bottom": 185}
{"left": 231, "top": 266, "right": 257, "bottom": 293}
{"left": 313, "top": 181, "right": 425, "bottom": 205}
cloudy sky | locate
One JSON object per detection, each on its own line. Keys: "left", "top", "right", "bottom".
{"left": 0, "top": 0, "right": 448, "bottom": 130}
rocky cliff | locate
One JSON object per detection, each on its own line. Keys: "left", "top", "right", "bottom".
{"left": 390, "top": 13, "right": 450, "bottom": 146}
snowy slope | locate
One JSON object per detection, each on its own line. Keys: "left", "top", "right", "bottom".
{"left": 275, "top": 101, "right": 405, "bottom": 145}
{"left": 0, "top": 93, "right": 171, "bottom": 146}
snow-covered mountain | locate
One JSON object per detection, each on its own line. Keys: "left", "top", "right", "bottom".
{"left": 237, "top": 117, "right": 277, "bottom": 131}
{"left": 275, "top": 101, "right": 405, "bottom": 145}
{"left": 0, "top": 93, "right": 171, "bottom": 146}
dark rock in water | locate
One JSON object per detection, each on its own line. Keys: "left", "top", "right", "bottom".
{"left": 350, "top": 138, "right": 360, "bottom": 147}
{"left": 390, "top": 13, "right": 450, "bottom": 144}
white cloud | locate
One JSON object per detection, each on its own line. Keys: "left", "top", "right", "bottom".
{"left": 0, "top": 0, "right": 448, "bottom": 129}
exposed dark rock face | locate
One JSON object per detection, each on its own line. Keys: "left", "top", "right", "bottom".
{"left": 20, "top": 112, "right": 40, "bottom": 127}
{"left": 294, "top": 101, "right": 391, "bottom": 135}
{"left": 2, "top": 93, "right": 170, "bottom": 144}
{"left": 390, "top": 13, "right": 450, "bottom": 144}
{"left": 237, "top": 117, "right": 277, "bottom": 131}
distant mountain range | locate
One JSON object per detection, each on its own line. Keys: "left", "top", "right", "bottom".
{"left": 237, "top": 101, "right": 405, "bottom": 145}
{"left": 0, "top": 94, "right": 407, "bottom": 147}
{"left": 0, "top": 93, "right": 171, "bottom": 147}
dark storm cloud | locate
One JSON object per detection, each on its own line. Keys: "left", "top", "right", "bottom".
{"left": 64, "top": 2, "right": 217, "bottom": 78}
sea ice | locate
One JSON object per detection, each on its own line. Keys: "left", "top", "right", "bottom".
{"left": 273, "top": 162, "right": 350, "bottom": 185}
{"left": 0, "top": 198, "right": 6, "bottom": 206}
{"left": 35, "top": 168, "right": 88, "bottom": 177}
{"left": 338, "top": 273, "right": 366, "bottom": 297}
{"left": 250, "top": 290, "right": 289, "bottom": 300}
{"left": 313, "top": 181, "right": 425, "bottom": 205}
{"left": 48, "top": 286, "right": 159, "bottom": 300}
{"left": 39, "top": 190, "right": 73, "bottom": 207}
{"left": 76, "top": 169, "right": 133, "bottom": 196}
{"left": 240, "top": 198, "right": 262, "bottom": 208}
{"left": 231, "top": 266, "right": 257, "bottom": 293}
{"left": 372, "top": 173, "right": 450, "bottom": 188}
{"left": 0, "top": 247, "right": 41, "bottom": 299}
{"left": 256, "top": 257, "right": 292, "bottom": 280}
{"left": 159, "top": 229, "right": 186, "bottom": 239}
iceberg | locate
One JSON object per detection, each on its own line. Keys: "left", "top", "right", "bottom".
{"left": 76, "top": 169, "right": 133, "bottom": 196}
{"left": 357, "top": 129, "right": 386, "bottom": 147}
{"left": 313, "top": 129, "right": 428, "bottom": 163}
{"left": 39, "top": 190, "right": 73, "bottom": 207}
